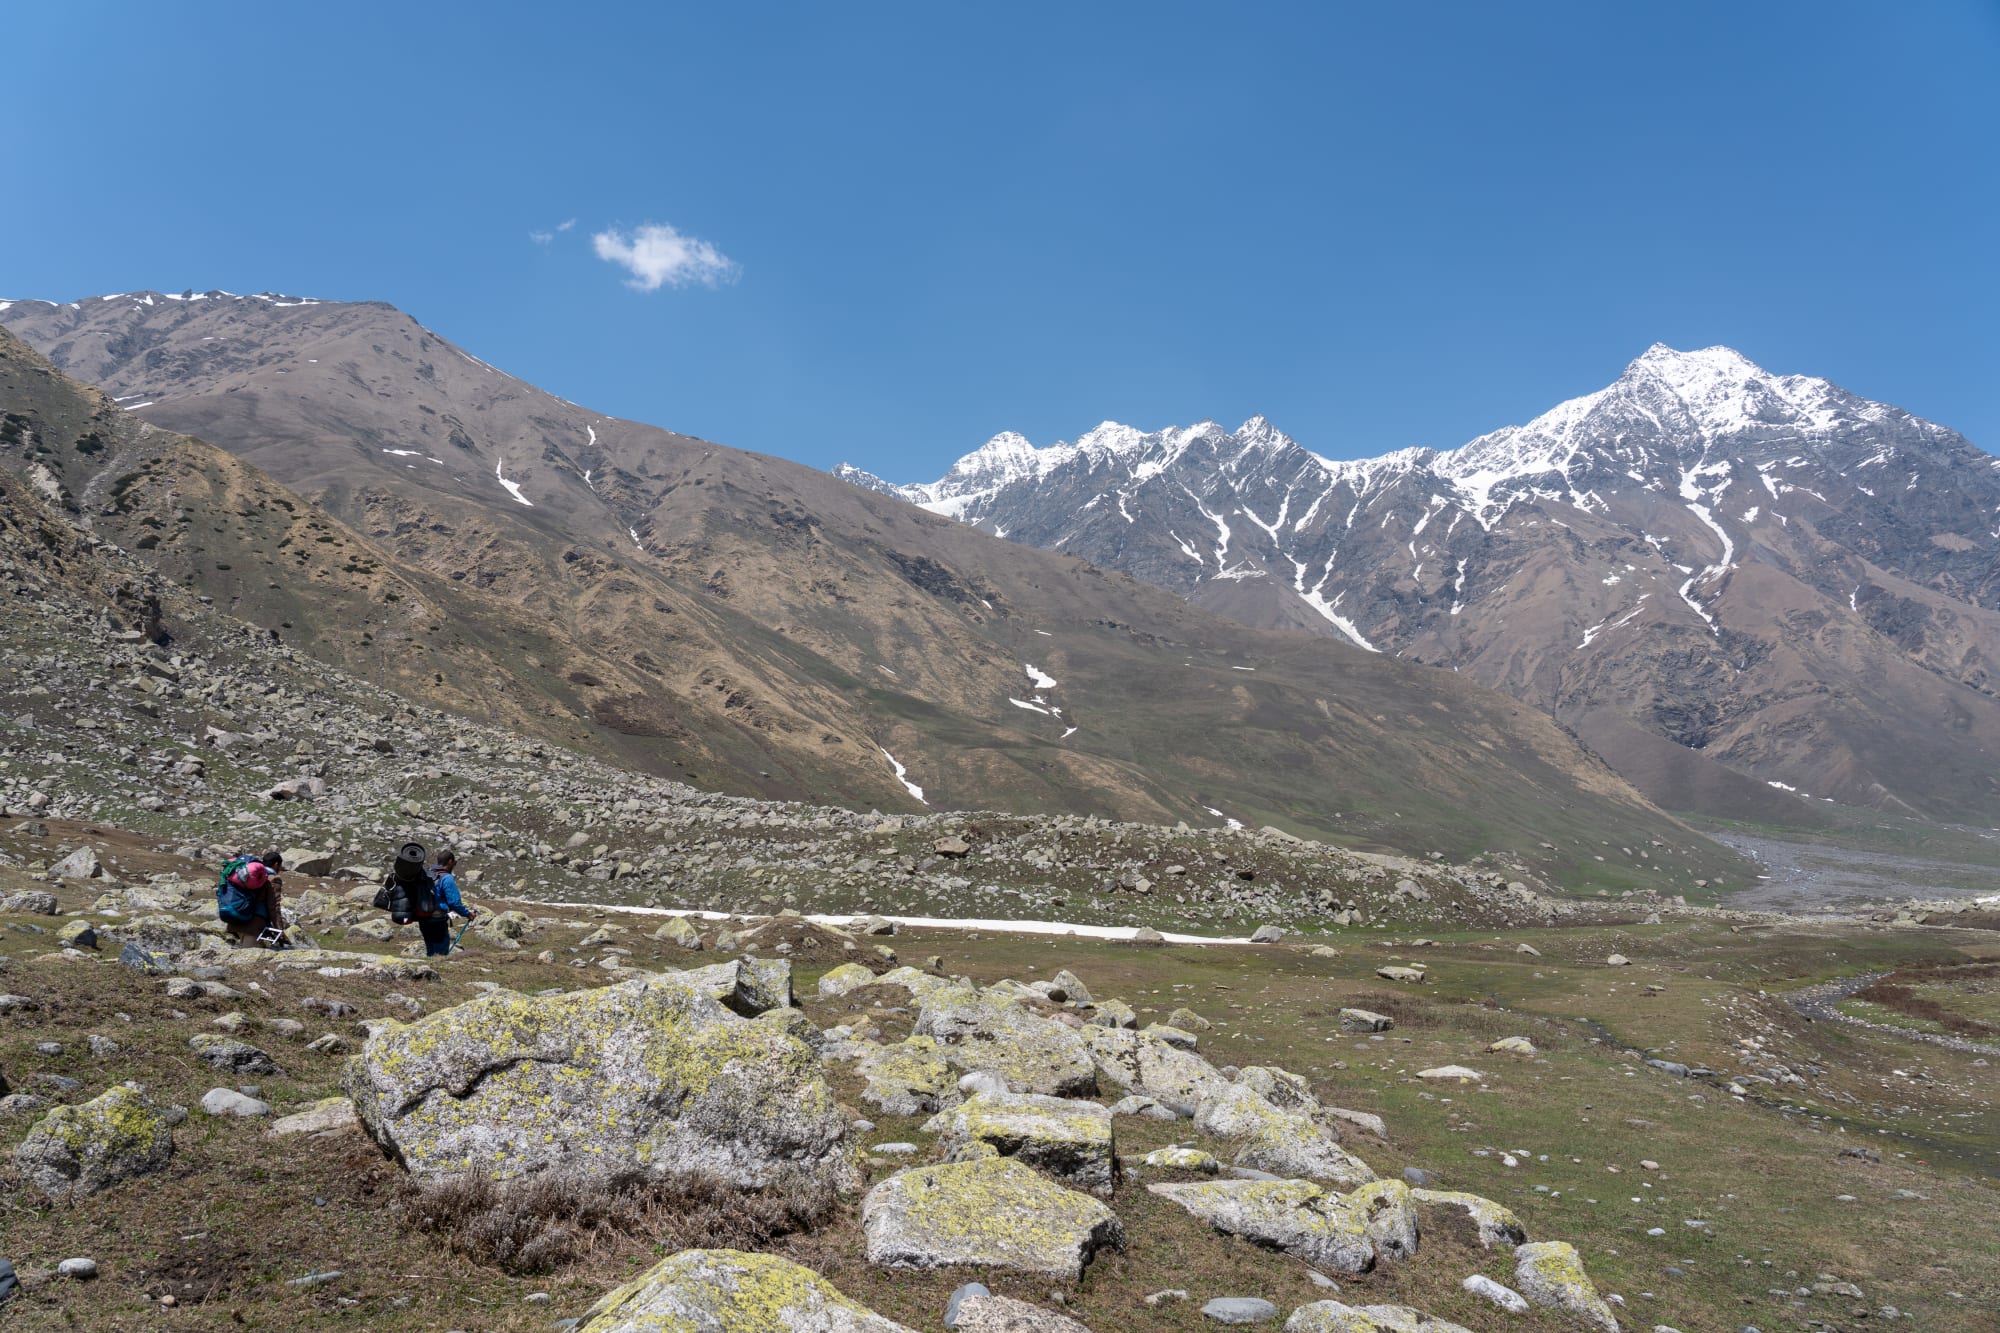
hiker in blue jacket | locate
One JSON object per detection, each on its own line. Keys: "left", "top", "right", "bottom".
{"left": 419, "top": 848, "right": 478, "bottom": 956}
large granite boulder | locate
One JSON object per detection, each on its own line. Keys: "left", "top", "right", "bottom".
{"left": 862, "top": 1157, "right": 1124, "bottom": 1280}
{"left": 923, "top": 1091, "right": 1115, "bottom": 1195}
{"left": 14, "top": 1085, "right": 174, "bottom": 1202}
{"left": 1080, "top": 1026, "right": 1229, "bottom": 1109}
{"left": 858, "top": 1036, "right": 958, "bottom": 1116}
{"left": 580, "top": 1249, "right": 916, "bottom": 1333}
{"left": 344, "top": 973, "right": 854, "bottom": 1192}
{"left": 1193, "top": 1086, "right": 1375, "bottom": 1188}
{"left": 1512, "top": 1241, "right": 1618, "bottom": 1333}
{"left": 914, "top": 989, "right": 1097, "bottom": 1097}
{"left": 1147, "top": 1178, "right": 1376, "bottom": 1273}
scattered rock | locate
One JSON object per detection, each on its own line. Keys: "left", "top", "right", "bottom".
{"left": 199, "top": 1088, "right": 271, "bottom": 1117}
{"left": 1411, "top": 1189, "right": 1526, "bottom": 1248}
{"left": 1194, "top": 1086, "right": 1375, "bottom": 1188}
{"left": 1249, "top": 924, "right": 1286, "bottom": 944}
{"left": 56, "top": 1257, "right": 97, "bottom": 1281}
{"left": 1143, "top": 1147, "right": 1220, "bottom": 1173}
{"left": 1414, "top": 1066, "right": 1482, "bottom": 1083}
{"left": 1513, "top": 1241, "right": 1618, "bottom": 1333}
{"left": 1374, "top": 967, "right": 1425, "bottom": 984}
{"left": 576, "top": 1248, "right": 917, "bottom": 1333}
{"left": 1284, "top": 1303, "right": 1472, "bottom": 1332}
{"left": 862, "top": 1156, "right": 1124, "bottom": 1280}
{"left": 1203, "top": 1297, "right": 1279, "bottom": 1324}
{"left": 268, "top": 1098, "right": 360, "bottom": 1137}
{"left": 188, "top": 1035, "right": 282, "bottom": 1076}
{"left": 945, "top": 1282, "right": 992, "bottom": 1329}
{"left": 915, "top": 987, "right": 1098, "bottom": 1096}
{"left": 1460, "top": 1274, "right": 1529, "bottom": 1313}
{"left": 1606, "top": 954, "right": 1631, "bottom": 967}
{"left": 1487, "top": 1037, "right": 1537, "bottom": 1056}
{"left": 925, "top": 1091, "right": 1116, "bottom": 1194}
{"left": 954, "top": 1294, "right": 1095, "bottom": 1333}
{"left": 14, "top": 1085, "right": 175, "bottom": 1202}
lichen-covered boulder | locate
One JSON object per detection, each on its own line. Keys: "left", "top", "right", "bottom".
{"left": 953, "top": 1294, "right": 1095, "bottom": 1333}
{"left": 1148, "top": 1178, "right": 1375, "bottom": 1273}
{"left": 0, "top": 890, "right": 59, "bottom": 915}
{"left": 344, "top": 973, "right": 855, "bottom": 1192}
{"left": 818, "top": 962, "right": 877, "bottom": 998}
{"left": 1167, "top": 1006, "right": 1212, "bottom": 1031}
{"left": 1345, "top": 1179, "right": 1418, "bottom": 1261}
{"left": 1337, "top": 1008, "right": 1392, "bottom": 1032}
{"left": 14, "top": 1085, "right": 174, "bottom": 1202}
{"left": 479, "top": 910, "right": 536, "bottom": 940}
{"left": 1087, "top": 999, "right": 1137, "bottom": 1029}
{"left": 1046, "top": 970, "right": 1093, "bottom": 1005}
{"left": 1142, "top": 1146, "right": 1219, "bottom": 1173}
{"left": 862, "top": 1157, "right": 1124, "bottom": 1280}
{"left": 1284, "top": 1303, "right": 1472, "bottom": 1333}
{"left": 915, "top": 989, "right": 1097, "bottom": 1097}
{"left": 924, "top": 1091, "right": 1115, "bottom": 1195}
{"left": 1235, "top": 1066, "right": 1319, "bottom": 1116}
{"left": 1081, "top": 1026, "right": 1228, "bottom": 1109}
{"left": 580, "top": 1249, "right": 917, "bottom": 1333}
{"left": 1512, "top": 1241, "right": 1618, "bottom": 1333}
{"left": 858, "top": 1036, "right": 958, "bottom": 1116}
{"left": 870, "top": 965, "right": 962, "bottom": 1001}
{"left": 653, "top": 916, "right": 704, "bottom": 949}
{"left": 1193, "top": 1086, "right": 1375, "bottom": 1188}
{"left": 1410, "top": 1188, "right": 1527, "bottom": 1248}
{"left": 670, "top": 958, "right": 794, "bottom": 1016}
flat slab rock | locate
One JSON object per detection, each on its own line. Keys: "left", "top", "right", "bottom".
{"left": 578, "top": 1248, "right": 916, "bottom": 1333}
{"left": 953, "top": 1294, "right": 1095, "bottom": 1333}
{"left": 176, "top": 945, "right": 438, "bottom": 981}
{"left": 862, "top": 1156, "right": 1124, "bottom": 1280}
{"left": 1284, "top": 1301, "right": 1474, "bottom": 1332}
{"left": 1204, "top": 1297, "right": 1280, "bottom": 1324}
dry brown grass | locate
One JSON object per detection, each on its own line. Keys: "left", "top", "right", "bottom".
{"left": 401, "top": 1168, "right": 839, "bottom": 1275}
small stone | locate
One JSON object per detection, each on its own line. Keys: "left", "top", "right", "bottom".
{"left": 56, "top": 1258, "right": 97, "bottom": 1281}
{"left": 945, "top": 1282, "right": 992, "bottom": 1328}
{"left": 1464, "top": 1274, "right": 1529, "bottom": 1312}
{"left": 200, "top": 1088, "right": 272, "bottom": 1118}
{"left": 1201, "top": 1297, "right": 1278, "bottom": 1324}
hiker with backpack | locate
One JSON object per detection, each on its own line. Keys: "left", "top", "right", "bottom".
{"left": 373, "top": 842, "right": 476, "bottom": 956}
{"left": 215, "top": 850, "right": 286, "bottom": 947}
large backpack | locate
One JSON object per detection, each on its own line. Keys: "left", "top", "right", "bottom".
{"left": 372, "top": 842, "right": 438, "bottom": 923}
{"left": 216, "top": 855, "right": 259, "bottom": 927}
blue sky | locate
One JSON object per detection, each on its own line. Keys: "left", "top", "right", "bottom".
{"left": 4, "top": 2, "right": 1996, "bottom": 477}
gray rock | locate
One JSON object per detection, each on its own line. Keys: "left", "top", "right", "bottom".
{"left": 188, "top": 1035, "right": 282, "bottom": 1076}
{"left": 14, "top": 1085, "right": 175, "bottom": 1202}
{"left": 576, "top": 1249, "right": 917, "bottom": 1333}
{"left": 0, "top": 891, "right": 58, "bottom": 915}
{"left": 945, "top": 1282, "right": 992, "bottom": 1329}
{"left": 345, "top": 972, "right": 854, "bottom": 1193}
{"left": 923, "top": 1091, "right": 1116, "bottom": 1195}
{"left": 1337, "top": 1009, "right": 1393, "bottom": 1032}
{"left": 1461, "top": 1274, "right": 1528, "bottom": 1313}
{"left": 1513, "top": 1241, "right": 1618, "bottom": 1333}
{"left": 117, "top": 941, "right": 174, "bottom": 974}
{"left": 56, "top": 1258, "right": 97, "bottom": 1280}
{"left": 1193, "top": 1086, "right": 1375, "bottom": 1188}
{"left": 200, "top": 1088, "right": 272, "bottom": 1117}
{"left": 915, "top": 987, "right": 1098, "bottom": 1097}
{"left": 50, "top": 847, "right": 101, "bottom": 879}
{"left": 1284, "top": 1303, "right": 1473, "bottom": 1332}
{"left": 1249, "top": 925, "right": 1286, "bottom": 944}
{"left": 1149, "top": 1179, "right": 1376, "bottom": 1273}
{"left": 1202, "top": 1298, "right": 1279, "bottom": 1324}
{"left": 950, "top": 1298, "right": 1096, "bottom": 1333}
{"left": 862, "top": 1157, "right": 1124, "bottom": 1280}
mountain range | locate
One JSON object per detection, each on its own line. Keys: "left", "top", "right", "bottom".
{"left": 0, "top": 293, "right": 1739, "bottom": 891}
{"left": 844, "top": 346, "right": 2000, "bottom": 826}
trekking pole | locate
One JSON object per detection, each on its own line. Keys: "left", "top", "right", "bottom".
{"left": 450, "top": 919, "right": 474, "bottom": 954}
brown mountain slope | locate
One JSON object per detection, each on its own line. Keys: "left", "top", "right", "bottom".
{"left": 0, "top": 297, "right": 1747, "bottom": 890}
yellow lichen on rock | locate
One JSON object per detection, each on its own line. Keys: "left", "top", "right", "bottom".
{"left": 580, "top": 1248, "right": 918, "bottom": 1333}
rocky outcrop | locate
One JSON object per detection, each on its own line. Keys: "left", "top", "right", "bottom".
{"left": 579, "top": 1249, "right": 917, "bottom": 1333}
{"left": 858, "top": 1036, "right": 958, "bottom": 1117}
{"left": 344, "top": 973, "right": 854, "bottom": 1192}
{"left": 924, "top": 1091, "right": 1116, "bottom": 1195}
{"left": 1411, "top": 1189, "right": 1526, "bottom": 1248}
{"left": 1080, "top": 1026, "right": 1228, "bottom": 1109}
{"left": 862, "top": 1157, "right": 1124, "bottom": 1279}
{"left": 14, "top": 1085, "right": 174, "bottom": 1202}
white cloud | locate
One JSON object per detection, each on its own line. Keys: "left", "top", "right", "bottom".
{"left": 556, "top": 218, "right": 576, "bottom": 232}
{"left": 529, "top": 229, "right": 554, "bottom": 245}
{"left": 592, "top": 222, "right": 738, "bottom": 291}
